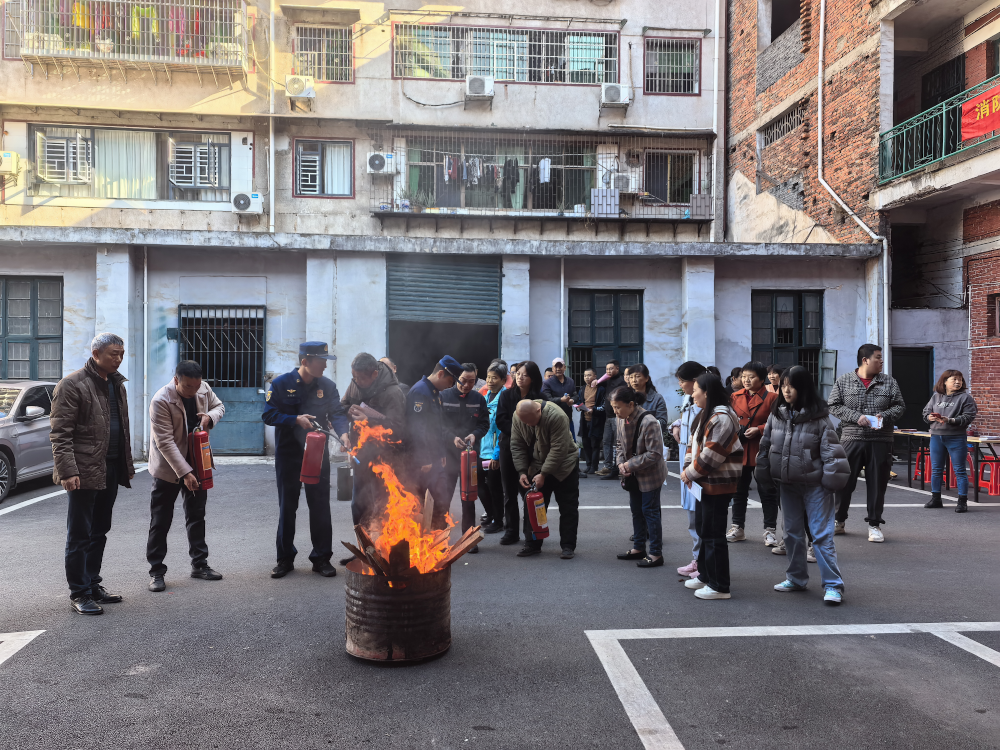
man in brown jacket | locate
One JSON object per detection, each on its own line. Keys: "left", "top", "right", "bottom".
{"left": 146, "top": 360, "right": 226, "bottom": 592}
{"left": 51, "top": 333, "right": 135, "bottom": 615}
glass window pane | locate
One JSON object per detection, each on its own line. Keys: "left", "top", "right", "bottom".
{"left": 37, "top": 281, "right": 61, "bottom": 299}
{"left": 7, "top": 342, "right": 30, "bottom": 379}
{"left": 620, "top": 349, "right": 640, "bottom": 367}
{"left": 751, "top": 293, "right": 772, "bottom": 312}
{"left": 752, "top": 349, "right": 773, "bottom": 366}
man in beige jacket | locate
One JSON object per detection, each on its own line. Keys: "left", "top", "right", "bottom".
{"left": 146, "top": 360, "right": 225, "bottom": 592}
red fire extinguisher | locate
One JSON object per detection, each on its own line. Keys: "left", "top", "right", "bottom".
{"left": 525, "top": 483, "right": 549, "bottom": 539}
{"left": 300, "top": 430, "right": 328, "bottom": 485}
{"left": 460, "top": 440, "right": 478, "bottom": 504}
{"left": 189, "top": 428, "right": 214, "bottom": 490}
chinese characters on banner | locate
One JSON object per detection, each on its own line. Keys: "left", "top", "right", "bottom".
{"left": 962, "top": 84, "right": 1000, "bottom": 141}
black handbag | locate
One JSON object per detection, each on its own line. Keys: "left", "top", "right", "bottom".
{"left": 621, "top": 413, "right": 655, "bottom": 492}
{"left": 738, "top": 402, "right": 763, "bottom": 444}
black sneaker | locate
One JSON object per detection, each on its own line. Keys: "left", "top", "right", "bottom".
{"left": 467, "top": 545, "right": 479, "bottom": 554}
{"left": 191, "top": 566, "right": 223, "bottom": 581}
{"left": 91, "top": 585, "right": 123, "bottom": 603}
{"left": 70, "top": 595, "right": 103, "bottom": 615}
{"left": 312, "top": 561, "right": 338, "bottom": 577}
{"left": 271, "top": 561, "right": 294, "bottom": 578}
{"left": 483, "top": 522, "right": 505, "bottom": 534}
{"left": 560, "top": 548, "right": 575, "bottom": 559}
{"left": 599, "top": 472, "right": 620, "bottom": 481}
{"left": 499, "top": 534, "right": 520, "bottom": 546}
{"left": 516, "top": 545, "right": 542, "bottom": 557}
{"left": 148, "top": 575, "right": 166, "bottom": 592}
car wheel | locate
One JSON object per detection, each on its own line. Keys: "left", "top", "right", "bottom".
{"left": 0, "top": 452, "right": 11, "bottom": 503}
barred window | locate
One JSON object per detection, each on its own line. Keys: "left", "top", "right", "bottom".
{"left": 751, "top": 290, "right": 823, "bottom": 381}
{"left": 0, "top": 277, "right": 63, "bottom": 380}
{"left": 295, "top": 140, "right": 353, "bottom": 197}
{"left": 393, "top": 23, "right": 618, "bottom": 84}
{"left": 644, "top": 38, "right": 700, "bottom": 94}
{"left": 760, "top": 104, "right": 805, "bottom": 148}
{"left": 644, "top": 151, "right": 696, "bottom": 204}
{"left": 568, "top": 291, "right": 642, "bottom": 385}
{"left": 294, "top": 26, "right": 353, "bottom": 82}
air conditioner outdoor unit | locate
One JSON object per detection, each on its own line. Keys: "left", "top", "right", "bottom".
{"left": 465, "top": 75, "right": 495, "bottom": 100}
{"left": 0, "top": 151, "right": 20, "bottom": 175}
{"left": 613, "top": 171, "right": 640, "bottom": 193}
{"left": 600, "top": 83, "right": 630, "bottom": 108}
{"left": 285, "top": 75, "right": 316, "bottom": 99}
{"left": 367, "top": 151, "right": 397, "bottom": 174}
{"left": 232, "top": 192, "right": 263, "bottom": 214}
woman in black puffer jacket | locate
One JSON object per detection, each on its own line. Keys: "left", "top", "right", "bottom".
{"left": 756, "top": 366, "right": 850, "bottom": 606}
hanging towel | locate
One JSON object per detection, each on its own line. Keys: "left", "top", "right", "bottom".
{"left": 539, "top": 157, "right": 551, "bottom": 184}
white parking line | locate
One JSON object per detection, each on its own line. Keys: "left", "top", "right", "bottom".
{"left": 0, "top": 630, "right": 45, "bottom": 668}
{"left": 586, "top": 622, "right": 1000, "bottom": 750}
{"left": 0, "top": 465, "right": 148, "bottom": 518}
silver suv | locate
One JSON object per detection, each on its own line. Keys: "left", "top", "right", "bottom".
{"left": 0, "top": 381, "right": 57, "bottom": 502}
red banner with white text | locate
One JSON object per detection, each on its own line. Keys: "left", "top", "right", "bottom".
{"left": 962, "top": 85, "right": 1000, "bottom": 141}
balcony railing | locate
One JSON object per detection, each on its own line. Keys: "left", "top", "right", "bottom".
{"left": 4, "top": 0, "right": 248, "bottom": 76}
{"left": 879, "top": 73, "right": 1000, "bottom": 184}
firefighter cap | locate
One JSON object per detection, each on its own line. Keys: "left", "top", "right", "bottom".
{"left": 438, "top": 355, "right": 464, "bottom": 380}
{"left": 299, "top": 341, "right": 337, "bottom": 360}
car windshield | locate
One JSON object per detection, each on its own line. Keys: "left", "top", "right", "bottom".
{"left": 0, "top": 387, "right": 20, "bottom": 418}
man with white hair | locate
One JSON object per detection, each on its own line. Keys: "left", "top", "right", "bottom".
{"left": 51, "top": 333, "right": 135, "bottom": 615}
{"left": 510, "top": 398, "right": 580, "bottom": 559}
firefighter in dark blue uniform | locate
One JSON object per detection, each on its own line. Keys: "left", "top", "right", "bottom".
{"left": 262, "top": 342, "right": 349, "bottom": 579}
{"left": 406, "top": 355, "right": 464, "bottom": 530}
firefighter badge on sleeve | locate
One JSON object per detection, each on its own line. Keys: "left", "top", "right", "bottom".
{"left": 317, "top": 390, "right": 324, "bottom": 399}
{"left": 414, "top": 402, "right": 423, "bottom": 412}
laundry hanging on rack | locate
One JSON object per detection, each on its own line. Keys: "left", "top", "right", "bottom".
{"left": 538, "top": 157, "right": 551, "bottom": 184}
{"left": 501, "top": 158, "right": 520, "bottom": 195}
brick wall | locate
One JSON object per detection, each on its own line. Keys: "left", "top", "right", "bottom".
{"left": 966, "top": 41, "right": 995, "bottom": 88}
{"left": 964, "top": 199, "right": 1000, "bottom": 244}
{"left": 728, "top": 0, "right": 882, "bottom": 244}
{"left": 967, "top": 248, "right": 1000, "bottom": 435}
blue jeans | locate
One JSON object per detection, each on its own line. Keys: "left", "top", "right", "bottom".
{"left": 930, "top": 434, "right": 969, "bottom": 495}
{"left": 780, "top": 483, "right": 843, "bottom": 592}
{"left": 628, "top": 486, "right": 663, "bottom": 557}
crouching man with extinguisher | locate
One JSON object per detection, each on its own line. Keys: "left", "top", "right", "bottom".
{"left": 262, "top": 342, "right": 350, "bottom": 580}
{"left": 442, "top": 363, "right": 490, "bottom": 553}
{"left": 511, "top": 399, "right": 581, "bottom": 559}
{"left": 146, "top": 360, "right": 226, "bottom": 592}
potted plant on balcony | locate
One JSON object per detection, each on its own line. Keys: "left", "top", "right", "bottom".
{"left": 414, "top": 189, "right": 437, "bottom": 214}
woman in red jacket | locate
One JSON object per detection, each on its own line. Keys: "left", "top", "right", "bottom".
{"left": 727, "top": 362, "right": 780, "bottom": 546}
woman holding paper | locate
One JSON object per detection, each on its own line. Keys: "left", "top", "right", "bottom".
{"left": 922, "top": 370, "right": 978, "bottom": 513}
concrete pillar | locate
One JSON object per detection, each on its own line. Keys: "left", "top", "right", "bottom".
{"left": 306, "top": 251, "right": 336, "bottom": 348}
{"left": 94, "top": 245, "right": 133, "bottom": 381}
{"left": 879, "top": 22, "right": 895, "bottom": 134}
{"left": 681, "top": 257, "right": 716, "bottom": 365}
{"left": 501, "top": 256, "right": 531, "bottom": 363}
{"left": 333, "top": 252, "right": 387, "bottom": 385}
{"left": 865, "top": 255, "right": 883, "bottom": 347}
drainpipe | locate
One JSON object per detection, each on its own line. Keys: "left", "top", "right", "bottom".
{"left": 560, "top": 257, "right": 566, "bottom": 360}
{"left": 817, "top": 0, "right": 890, "bottom": 370}
{"left": 710, "top": 0, "right": 721, "bottom": 242}
{"left": 142, "top": 245, "right": 149, "bottom": 460}
{"left": 268, "top": 0, "right": 276, "bottom": 233}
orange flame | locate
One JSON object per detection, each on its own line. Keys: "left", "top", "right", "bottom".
{"left": 352, "top": 419, "right": 454, "bottom": 574}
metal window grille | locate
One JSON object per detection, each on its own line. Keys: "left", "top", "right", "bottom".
{"left": 750, "top": 290, "right": 823, "bottom": 382}
{"left": 294, "top": 26, "right": 352, "bottom": 82}
{"left": 369, "top": 127, "right": 711, "bottom": 221}
{"left": 179, "top": 305, "right": 265, "bottom": 388}
{"left": 567, "top": 290, "right": 642, "bottom": 384}
{"left": 168, "top": 140, "right": 223, "bottom": 188}
{"left": 392, "top": 23, "right": 618, "bottom": 84}
{"left": 760, "top": 104, "right": 805, "bottom": 148}
{"left": 644, "top": 38, "right": 699, "bottom": 94}
{"left": 0, "top": 277, "right": 63, "bottom": 380}
{"left": 295, "top": 140, "right": 352, "bottom": 196}
{"left": 9, "top": 0, "right": 247, "bottom": 71}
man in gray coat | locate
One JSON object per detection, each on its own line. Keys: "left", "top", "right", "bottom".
{"left": 511, "top": 399, "right": 580, "bottom": 559}
{"left": 146, "top": 360, "right": 226, "bottom": 592}
{"left": 827, "top": 344, "right": 906, "bottom": 543}
{"left": 51, "top": 333, "right": 135, "bottom": 615}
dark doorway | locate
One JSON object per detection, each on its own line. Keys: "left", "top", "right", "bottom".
{"left": 892, "top": 347, "right": 933, "bottom": 430}
{"left": 388, "top": 321, "right": 499, "bottom": 391}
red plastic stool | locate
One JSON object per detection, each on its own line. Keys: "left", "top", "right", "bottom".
{"left": 979, "top": 458, "right": 1000, "bottom": 496}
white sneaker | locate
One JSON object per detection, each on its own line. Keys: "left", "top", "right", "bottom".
{"left": 771, "top": 542, "right": 787, "bottom": 556}
{"left": 694, "top": 585, "right": 731, "bottom": 600}
{"left": 806, "top": 544, "right": 817, "bottom": 563}
{"left": 684, "top": 577, "right": 706, "bottom": 589}
{"left": 868, "top": 525, "right": 884, "bottom": 543}
{"left": 726, "top": 524, "right": 745, "bottom": 542}
{"left": 834, "top": 521, "right": 846, "bottom": 535}
{"left": 763, "top": 528, "right": 779, "bottom": 547}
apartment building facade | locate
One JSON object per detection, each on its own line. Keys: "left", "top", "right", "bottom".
{"left": 0, "top": 0, "right": 877, "bottom": 457}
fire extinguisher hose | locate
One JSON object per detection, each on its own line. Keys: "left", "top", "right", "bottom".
{"left": 310, "top": 419, "right": 361, "bottom": 464}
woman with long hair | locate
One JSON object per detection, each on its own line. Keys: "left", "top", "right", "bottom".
{"left": 922, "top": 369, "right": 978, "bottom": 512}
{"left": 495, "top": 361, "right": 546, "bottom": 544}
{"left": 478, "top": 361, "right": 509, "bottom": 533}
{"left": 681, "top": 372, "right": 743, "bottom": 600}
{"left": 612, "top": 386, "right": 667, "bottom": 567}
{"left": 672, "top": 361, "right": 706, "bottom": 577}
{"left": 756, "top": 366, "right": 850, "bottom": 605}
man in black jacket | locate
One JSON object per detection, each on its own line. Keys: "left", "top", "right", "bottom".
{"left": 442, "top": 363, "right": 490, "bottom": 546}
{"left": 576, "top": 368, "right": 606, "bottom": 476}
{"left": 595, "top": 360, "right": 625, "bottom": 479}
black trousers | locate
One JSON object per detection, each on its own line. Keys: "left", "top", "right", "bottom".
{"left": 696, "top": 494, "right": 733, "bottom": 593}
{"left": 730, "top": 464, "right": 780, "bottom": 530}
{"left": 602, "top": 418, "right": 618, "bottom": 472}
{"left": 479, "top": 462, "right": 505, "bottom": 526}
{"left": 499, "top": 439, "right": 522, "bottom": 535}
{"left": 275, "top": 451, "right": 332, "bottom": 564}
{"left": 146, "top": 476, "right": 209, "bottom": 576}
{"left": 837, "top": 440, "right": 892, "bottom": 526}
{"left": 444, "top": 460, "right": 494, "bottom": 533}
{"left": 522, "top": 470, "right": 580, "bottom": 551}
{"left": 580, "top": 415, "right": 605, "bottom": 473}
{"left": 65, "top": 460, "right": 120, "bottom": 598}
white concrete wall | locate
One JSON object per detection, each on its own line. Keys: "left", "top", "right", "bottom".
{"left": 502, "top": 256, "right": 532, "bottom": 363}
{"left": 332, "top": 252, "right": 387, "bottom": 387}
{"left": 528, "top": 256, "right": 685, "bottom": 417}
{"left": 892, "top": 308, "right": 970, "bottom": 377}
{"left": 715, "top": 257, "right": 869, "bottom": 379}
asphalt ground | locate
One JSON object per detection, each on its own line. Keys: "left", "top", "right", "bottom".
{"left": 1, "top": 459, "right": 999, "bottom": 750}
